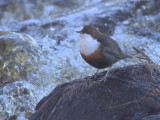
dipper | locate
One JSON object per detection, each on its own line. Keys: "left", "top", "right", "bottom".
{"left": 76, "top": 25, "right": 131, "bottom": 77}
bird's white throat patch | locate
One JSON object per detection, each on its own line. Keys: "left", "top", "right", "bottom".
{"left": 80, "top": 34, "right": 100, "bottom": 56}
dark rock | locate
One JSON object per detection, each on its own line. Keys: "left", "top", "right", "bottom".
{"left": 92, "top": 17, "right": 116, "bottom": 36}
{"left": 91, "top": 1, "right": 134, "bottom": 36}
{"left": 53, "top": 0, "right": 83, "bottom": 8}
{"left": 8, "top": 115, "right": 17, "bottom": 120}
{"left": 127, "top": 0, "right": 160, "bottom": 40}
{"left": 29, "top": 63, "right": 160, "bottom": 120}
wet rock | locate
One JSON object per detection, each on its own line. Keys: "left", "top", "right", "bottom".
{"left": 25, "top": 112, "right": 32, "bottom": 119}
{"left": 53, "top": 0, "right": 84, "bottom": 8}
{"left": 92, "top": 18, "right": 115, "bottom": 36}
{"left": 0, "top": 0, "right": 87, "bottom": 25}
{"left": 0, "top": 81, "right": 37, "bottom": 120}
{"left": 8, "top": 115, "right": 17, "bottom": 120}
{"left": 0, "top": 31, "right": 40, "bottom": 85}
{"left": 20, "top": 19, "right": 66, "bottom": 40}
{"left": 29, "top": 63, "right": 160, "bottom": 120}
{"left": 92, "top": 1, "right": 133, "bottom": 36}
{"left": 0, "top": 112, "right": 17, "bottom": 120}
{"left": 0, "top": 112, "right": 9, "bottom": 120}
{"left": 91, "top": 0, "right": 160, "bottom": 40}
{"left": 132, "top": 0, "right": 160, "bottom": 16}
{"left": 126, "top": 0, "right": 160, "bottom": 40}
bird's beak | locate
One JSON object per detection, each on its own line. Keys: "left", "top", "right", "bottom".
{"left": 76, "top": 31, "right": 82, "bottom": 34}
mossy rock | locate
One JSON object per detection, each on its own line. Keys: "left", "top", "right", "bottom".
{"left": 0, "top": 31, "right": 40, "bottom": 85}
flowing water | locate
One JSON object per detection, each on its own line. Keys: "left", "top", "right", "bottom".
{"left": 0, "top": 0, "right": 160, "bottom": 119}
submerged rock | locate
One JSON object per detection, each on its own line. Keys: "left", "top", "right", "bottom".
{"left": 0, "top": 31, "right": 40, "bottom": 86}
{"left": 29, "top": 63, "right": 160, "bottom": 120}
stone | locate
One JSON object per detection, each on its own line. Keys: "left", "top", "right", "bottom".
{"left": 29, "top": 63, "right": 160, "bottom": 120}
{"left": 0, "top": 31, "right": 40, "bottom": 85}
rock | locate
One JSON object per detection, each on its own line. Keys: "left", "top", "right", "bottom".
{"left": 29, "top": 63, "right": 160, "bottom": 120}
{"left": 92, "top": 8, "right": 132, "bottom": 36}
{"left": 25, "top": 112, "right": 33, "bottom": 119}
{"left": 0, "top": 31, "right": 40, "bottom": 85}
{"left": 53, "top": 0, "right": 84, "bottom": 8}
{"left": 141, "top": 114, "right": 160, "bottom": 120}
{"left": 8, "top": 115, "right": 17, "bottom": 120}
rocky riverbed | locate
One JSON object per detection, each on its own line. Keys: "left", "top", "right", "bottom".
{"left": 0, "top": 0, "right": 160, "bottom": 119}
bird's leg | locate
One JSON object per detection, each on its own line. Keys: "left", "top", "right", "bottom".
{"left": 102, "top": 69, "right": 110, "bottom": 81}
{"left": 93, "top": 69, "right": 99, "bottom": 79}
{"left": 102, "top": 69, "right": 114, "bottom": 95}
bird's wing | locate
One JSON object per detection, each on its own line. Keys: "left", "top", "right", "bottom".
{"left": 97, "top": 37, "right": 124, "bottom": 58}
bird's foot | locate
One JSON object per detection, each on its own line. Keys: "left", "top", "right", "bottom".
{"left": 93, "top": 69, "right": 99, "bottom": 80}
{"left": 102, "top": 70, "right": 110, "bottom": 81}
{"left": 93, "top": 73, "right": 97, "bottom": 79}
